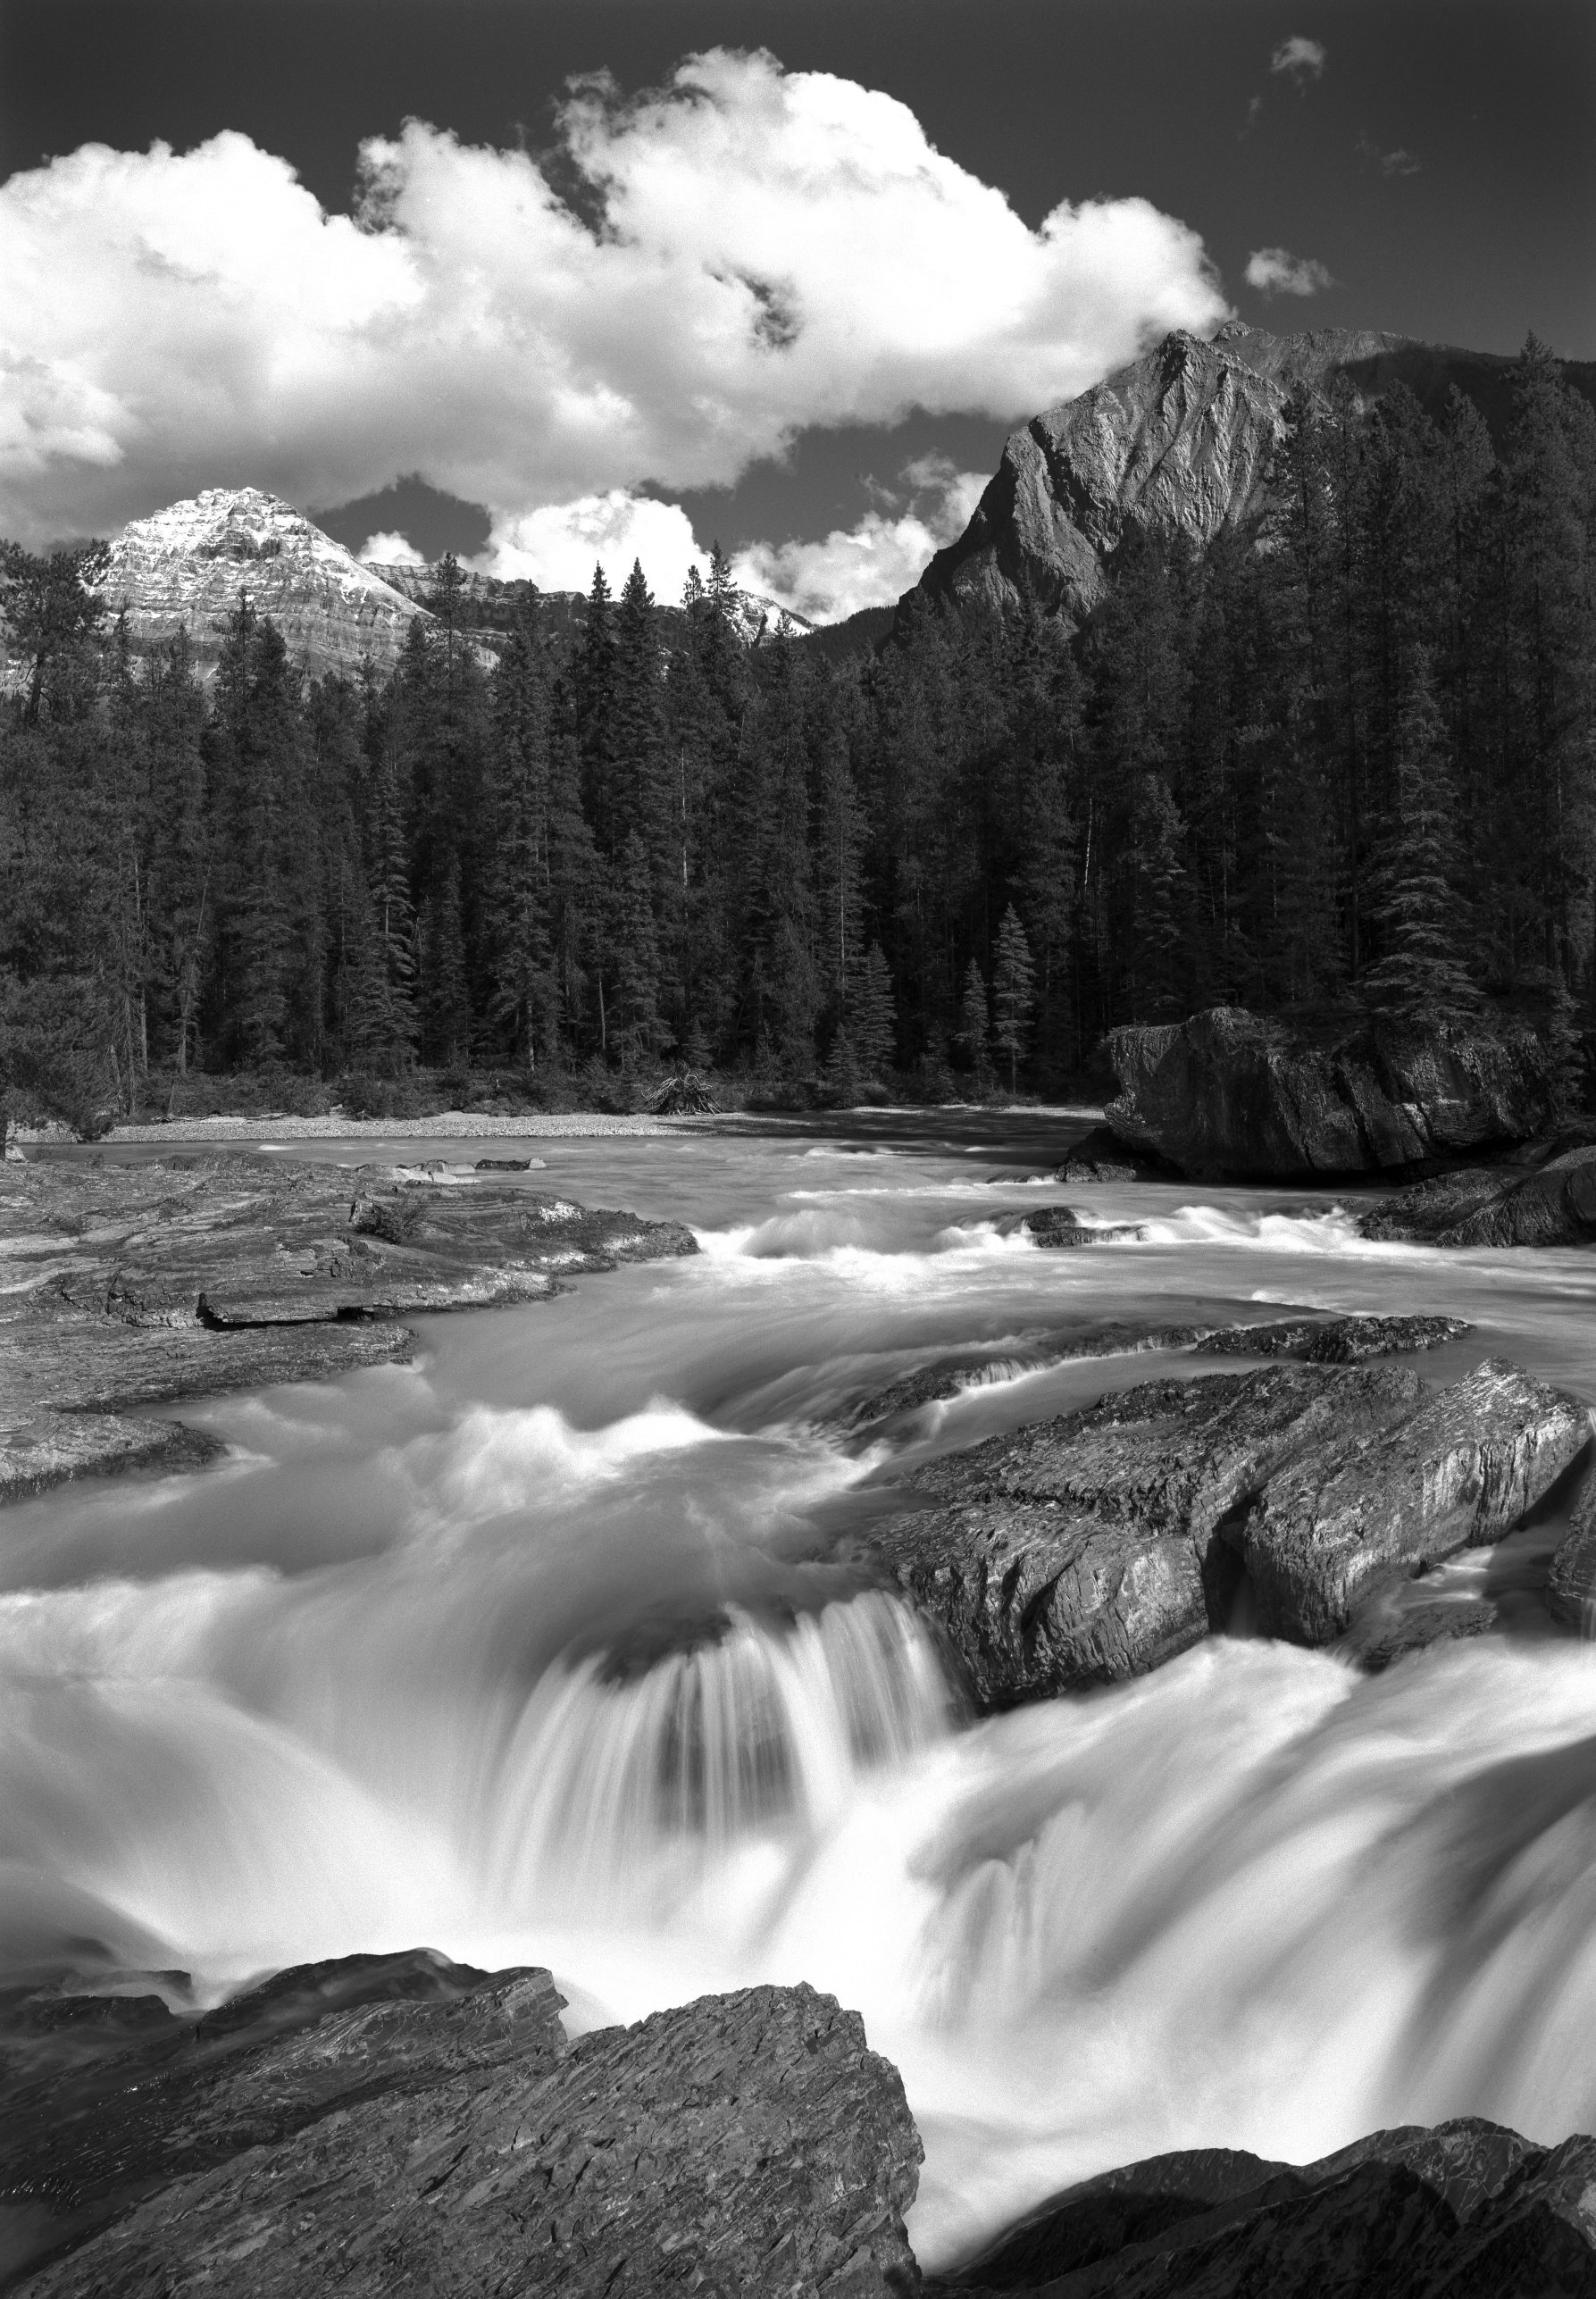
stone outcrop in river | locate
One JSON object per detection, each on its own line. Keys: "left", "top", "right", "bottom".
{"left": 1360, "top": 1131, "right": 1596, "bottom": 1247}
{"left": 0, "top": 1154, "right": 697, "bottom": 1503}
{"left": 1101, "top": 1007, "right": 1554, "bottom": 1181}
{"left": 843, "top": 1358, "right": 1586, "bottom": 1706}
{"left": 931, "top": 2117, "right": 1596, "bottom": 2295}
{"left": 1, "top": 1951, "right": 922, "bottom": 2296}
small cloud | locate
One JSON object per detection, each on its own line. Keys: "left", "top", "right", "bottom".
{"left": 1355, "top": 135, "right": 1422, "bottom": 178}
{"left": 732, "top": 455, "right": 987, "bottom": 623}
{"left": 1245, "top": 246, "right": 1335, "bottom": 297}
{"left": 358, "top": 529, "right": 425, "bottom": 565}
{"left": 1240, "top": 94, "right": 1265, "bottom": 137}
{"left": 481, "top": 491, "right": 708, "bottom": 597}
{"left": 1271, "top": 36, "right": 1326, "bottom": 79}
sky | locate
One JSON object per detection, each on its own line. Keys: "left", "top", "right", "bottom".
{"left": 2, "top": 0, "right": 1592, "bottom": 620}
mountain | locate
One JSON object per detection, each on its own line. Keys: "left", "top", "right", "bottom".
{"left": 916, "top": 321, "right": 1596, "bottom": 624}
{"left": 99, "top": 489, "right": 429, "bottom": 678}
{"left": 78, "top": 488, "right": 811, "bottom": 682}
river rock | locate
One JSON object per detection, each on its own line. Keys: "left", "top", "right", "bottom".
{"left": 1359, "top": 1141, "right": 1596, "bottom": 1248}
{"left": 1235, "top": 1358, "right": 1589, "bottom": 1643}
{"left": 1548, "top": 1476, "right": 1596, "bottom": 1632}
{"left": 1195, "top": 1314, "right": 1471, "bottom": 1363}
{"left": 931, "top": 2116, "right": 1596, "bottom": 2295}
{"left": 843, "top": 1360, "right": 1586, "bottom": 1704}
{"left": 1103, "top": 1007, "right": 1553, "bottom": 1180}
{"left": 4, "top": 1953, "right": 922, "bottom": 2299}
{"left": 1054, "top": 1127, "right": 1167, "bottom": 1184}
{"left": 0, "top": 1156, "right": 698, "bottom": 1502}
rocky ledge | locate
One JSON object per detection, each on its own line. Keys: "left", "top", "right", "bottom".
{"left": 839, "top": 1355, "right": 1588, "bottom": 1706}
{"left": 0, "top": 1951, "right": 920, "bottom": 2296}
{"left": 1359, "top": 1127, "right": 1596, "bottom": 1247}
{"left": 0, "top": 1154, "right": 697, "bottom": 1504}
{"left": 1103, "top": 1007, "right": 1554, "bottom": 1182}
{"left": 932, "top": 2117, "right": 1596, "bottom": 2296}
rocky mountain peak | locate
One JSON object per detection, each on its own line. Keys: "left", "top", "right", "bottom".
{"left": 916, "top": 321, "right": 1594, "bottom": 626}
{"left": 99, "top": 488, "right": 428, "bottom": 678}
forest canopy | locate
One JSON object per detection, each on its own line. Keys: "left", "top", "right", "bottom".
{"left": 2, "top": 339, "right": 1593, "bottom": 1126}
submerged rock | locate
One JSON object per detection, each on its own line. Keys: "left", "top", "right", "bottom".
{"left": 4, "top": 1954, "right": 921, "bottom": 2298}
{"left": 842, "top": 1360, "right": 1586, "bottom": 1706}
{"left": 1195, "top": 1313, "right": 1471, "bottom": 1364}
{"left": 0, "top": 1156, "right": 697, "bottom": 1503}
{"left": 1360, "top": 1140, "right": 1596, "bottom": 1247}
{"left": 1103, "top": 1007, "right": 1553, "bottom": 1181}
{"left": 932, "top": 2116, "right": 1596, "bottom": 2295}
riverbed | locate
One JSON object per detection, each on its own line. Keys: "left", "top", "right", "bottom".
{"left": 6, "top": 1109, "right": 1596, "bottom": 2270}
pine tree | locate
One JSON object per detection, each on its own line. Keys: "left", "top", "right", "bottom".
{"left": 606, "top": 831, "right": 663, "bottom": 1071}
{"left": 420, "top": 856, "right": 471, "bottom": 1069}
{"left": 485, "top": 612, "right": 559, "bottom": 1069}
{"left": 1361, "top": 650, "right": 1478, "bottom": 1028}
{"left": 991, "top": 905, "right": 1036, "bottom": 1091}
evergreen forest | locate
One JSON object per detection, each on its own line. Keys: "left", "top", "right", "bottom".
{"left": 3, "top": 338, "right": 1593, "bottom": 1125}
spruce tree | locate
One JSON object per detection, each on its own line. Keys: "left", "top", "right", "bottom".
{"left": 850, "top": 943, "right": 897, "bottom": 1078}
{"left": 991, "top": 905, "right": 1036, "bottom": 1091}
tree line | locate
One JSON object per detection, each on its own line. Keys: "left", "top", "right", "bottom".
{"left": 2, "top": 336, "right": 1592, "bottom": 1123}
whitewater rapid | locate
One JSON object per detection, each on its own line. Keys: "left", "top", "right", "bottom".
{"left": 7, "top": 1112, "right": 1596, "bottom": 2269}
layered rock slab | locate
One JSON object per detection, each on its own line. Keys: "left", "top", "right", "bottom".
{"left": 1360, "top": 1140, "right": 1596, "bottom": 1248}
{"left": 931, "top": 2117, "right": 1596, "bottom": 2296}
{"left": 4, "top": 1952, "right": 922, "bottom": 2299}
{"left": 0, "top": 1155, "right": 697, "bottom": 1502}
{"left": 841, "top": 1361, "right": 1585, "bottom": 1705}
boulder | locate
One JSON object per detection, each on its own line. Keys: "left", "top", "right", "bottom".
{"left": 931, "top": 2117, "right": 1596, "bottom": 2296}
{"left": 842, "top": 1361, "right": 1586, "bottom": 1705}
{"left": 1103, "top": 1007, "right": 1553, "bottom": 1181}
{"left": 1360, "top": 1141, "right": 1596, "bottom": 1247}
{"left": 1236, "top": 1359, "right": 1589, "bottom": 1643}
{"left": 4, "top": 1952, "right": 922, "bottom": 2299}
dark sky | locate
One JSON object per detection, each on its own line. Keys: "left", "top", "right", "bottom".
{"left": 3, "top": 0, "right": 1592, "bottom": 558}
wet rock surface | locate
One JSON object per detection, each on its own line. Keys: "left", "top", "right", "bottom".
{"left": 930, "top": 2117, "right": 1596, "bottom": 2296}
{"left": 1360, "top": 1138, "right": 1596, "bottom": 1247}
{"left": 0, "top": 1154, "right": 697, "bottom": 1503}
{"left": 837, "top": 1316, "right": 1474, "bottom": 1447}
{"left": 1548, "top": 1476, "right": 1596, "bottom": 1630}
{"left": 2, "top": 1953, "right": 922, "bottom": 2298}
{"left": 840, "top": 1360, "right": 1586, "bottom": 1705}
{"left": 1053, "top": 1127, "right": 1169, "bottom": 1184}
{"left": 1103, "top": 1007, "right": 1553, "bottom": 1181}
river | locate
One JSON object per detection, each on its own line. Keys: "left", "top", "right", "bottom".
{"left": 6, "top": 1109, "right": 1596, "bottom": 2269}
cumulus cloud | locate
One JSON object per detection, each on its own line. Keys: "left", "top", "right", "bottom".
{"left": 731, "top": 455, "right": 987, "bottom": 622}
{"left": 483, "top": 493, "right": 710, "bottom": 598}
{"left": 0, "top": 47, "right": 1228, "bottom": 549}
{"left": 1270, "top": 36, "right": 1327, "bottom": 79}
{"left": 1245, "top": 247, "right": 1336, "bottom": 297}
{"left": 358, "top": 530, "right": 426, "bottom": 565}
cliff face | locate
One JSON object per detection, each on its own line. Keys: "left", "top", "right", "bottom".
{"left": 917, "top": 322, "right": 1596, "bottom": 623}
{"left": 99, "top": 489, "right": 429, "bottom": 679}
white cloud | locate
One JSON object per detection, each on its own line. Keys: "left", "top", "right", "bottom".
{"left": 731, "top": 456, "right": 987, "bottom": 622}
{"left": 483, "top": 493, "right": 709, "bottom": 599}
{"left": 1381, "top": 147, "right": 1421, "bottom": 178}
{"left": 0, "top": 47, "right": 1229, "bottom": 548}
{"left": 1245, "top": 247, "right": 1336, "bottom": 298}
{"left": 358, "top": 530, "right": 426, "bottom": 565}
{"left": 1270, "top": 36, "right": 1327, "bottom": 79}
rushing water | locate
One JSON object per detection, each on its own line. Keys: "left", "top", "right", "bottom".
{"left": 8, "top": 1110, "right": 1596, "bottom": 2268}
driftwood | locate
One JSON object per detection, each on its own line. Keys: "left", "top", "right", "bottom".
{"left": 652, "top": 1070, "right": 716, "bottom": 1116}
